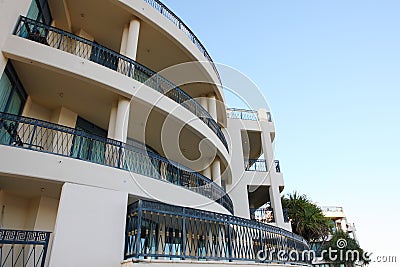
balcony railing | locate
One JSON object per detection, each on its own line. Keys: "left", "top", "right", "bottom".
{"left": 143, "top": 0, "right": 221, "bottom": 83}
{"left": 13, "top": 16, "right": 228, "bottom": 151}
{"left": 250, "top": 206, "right": 275, "bottom": 223}
{"left": 125, "top": 200, "right": 311, "bottom": 264}
{"left": 227, "top": 108, "right": 258, "bottom": 121}
{"left": 274, "top": 160, "right": 281, "bottom": 173}
{"left": 0, "top": 112, "right": 233, "bottom": 214}
{"left": 245, "top": 159, "right": 267, "bottom": 172}
{"left": 0, "top": 229, "right": 51, "bottom": 267}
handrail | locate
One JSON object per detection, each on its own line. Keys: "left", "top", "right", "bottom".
{"left": 0, "top": 229, "right": 51, "bottom": 267}
{"left": 125, "top": 200, "right": 311, "bottom": 264}
{"left": 13, "top": 16, "right": 228, "bottom": 151}
{"left": 245, "top": 158, "right": 267, "bottom": 172}
{"left": 143, "top": 0, "right": 221, "bottom": 84}
{"left": 227, "top": 108, "right": 258, "bottom": 121}
{"left": 0, "top": 112, "right": 233, "bottom": 214}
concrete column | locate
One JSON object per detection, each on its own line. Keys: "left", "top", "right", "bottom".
{"left": 202, "top": 164, "right": 211, "bottom": 179}
{"left": 107, "top": 101, "right": 118, "bottom": 139}
{"left": 211, "top": 158, "right": 221, "bottom": 186}
{"left": 120, "top": 24, "right": 129, "bottom": 55}
{"left": 199, "top": 95, "right": 208, "bottom": 111}
{"left": 114, "top": 96, "right": 130, "bottom": 142}
{"left": 207, "top": 94, "right": 217, "bottom": 121}
{"left": 269, "top": 185, "right": 284, "bottom": 226}
{"left": 125, "top": 18, "right": 140, "bottom": 60}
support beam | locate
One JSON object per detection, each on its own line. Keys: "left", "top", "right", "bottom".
{"left": 207, "top": 94, "right": 217, "bottom": 121}
{"left": 211, "top": 157, "right": 221, "bottom": 186}
{"left": 107, "top": 101, "right": 118, "bottom": 139}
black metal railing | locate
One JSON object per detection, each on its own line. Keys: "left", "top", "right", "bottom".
{"left": 0, "top": 112, "right": 233, "bottom": 214}
{"left": 13, "top": 16, "right": 228, "bottom": 151}
{"left": 245, "top": 159, "right": 267, "bottom": 172}
{"left": 0, "top": 229, "right": 51, "bottom": 267}
{"left": 143, "top": 0, "right": 221, "bottom": 83}
{"left": 250, "top": 206, "right": 275, "bottom": 223}
{"left": 227, "top": 108, "right": 258, "bottom": 121}
{"left": 274, "top": 160, "right": 281, "bottom": 173}
{"left": 125, "top": 200, "right": 311, "bottom": 264}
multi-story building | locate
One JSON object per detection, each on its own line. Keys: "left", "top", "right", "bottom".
{"left": 312, "top": 206, "right": 359, "bottom": 267}
{"left": 0, "top": 0, "right": 310, "bottom": 266}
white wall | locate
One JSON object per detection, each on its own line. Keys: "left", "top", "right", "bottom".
{"left": 49, "top": 183, "right": 128, "bottom": 267}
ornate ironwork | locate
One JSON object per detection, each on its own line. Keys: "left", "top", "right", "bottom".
{"left": 227, "top": 108, "right": 258, "bottom": 121}
{"left": 245, "top": 159, "right": 267, "bottom": 172}
{"left": 125, "top": 200, "right": 311, "bottom": 264}
{"left": 0, "top": 112, "right": 233, "bottom": 214}
{"left": 143, "top": 0, "right": 221, "bottom": 83}
{"left": 0, "top": 229, "right": 50, "bottom": 267}
{"left": 13, "top": 16, "right": 228, "bottom": 151}
{"left": 250, "top": 206, "right": 275, "bottom": 223}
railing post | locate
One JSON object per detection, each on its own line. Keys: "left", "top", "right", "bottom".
{"left": 182, "top": 208, "right": 186, "bottom": 259}
{"left": 28, "top": 120, "right": 38, "bottom": 149}
{"left": 57, "top": 32, "right": 64, "bottom": 49}
{"left": 136, "top": 200, "right": 143, "bottom": 257}
{"left": 76, "top": 132, "right": 83, "bottom": 159}
{"left": 40, "top": 232, "right": 51, "bottom": 267}
{"left": 117, "top": 142, "right": 123, "bottom": 169}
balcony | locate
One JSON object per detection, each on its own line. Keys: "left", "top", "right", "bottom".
{"left": 12, "top": 16, "right": 228, "bottom": 151}
{"left": 0, "top": 229, "right": 51, "bottom": 267}
{"left": 143, "top": 0, "right": 221, "bottom": 83}
{"left": 125, "top": 200, "right": 311, "bottom": 264}
{"left": 0, "top": 112, "right": 233, "bottom": 214}
{"left": 245, "top": 159, "right": 267, "bottom": 172}
{"left": 227, "top": 108, "right": 272, "bottom": 122}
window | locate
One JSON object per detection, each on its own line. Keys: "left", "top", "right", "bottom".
{"left": 26, "top": 0, "right": 52, "bottom": 25}
{"left": 0, "top": 63, "right": 27, "bottom": 115}
{"left": 70, "top": 117, "right": 107, "bottom": 163}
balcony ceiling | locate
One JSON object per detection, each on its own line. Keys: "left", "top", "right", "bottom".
{"left": 48, "top": 0, "right": 220, "bottom": 101}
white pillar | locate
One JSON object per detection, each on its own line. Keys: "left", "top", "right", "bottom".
{"left": 202, "top": 165, "right": 211, "bottom": 179}
{"left": 125, "top": 18, "right": 140, "bottom": 60}
{"left": 107, "top": 101, "right": 118, "bottom": 139}
{"left": 199, "top": 95, "right": 208, "bottom": 111}
{"left": 120, "top": 25, "right": 129, "bottom": 55}
{"left": 211, "top": 158, "right": 221, "bottom": 186}
{"left": 269, "top": 185, "right": 284, "bottom": 226}
{"left": 114, "top": 96, "right": 130, "bottom": 142}
{"left": 207, "top": 94, "right": 217, "bottom": 121}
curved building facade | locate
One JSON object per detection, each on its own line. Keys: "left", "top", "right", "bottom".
{"left": 0, "top": 0, "right": 311, "bottom": 266}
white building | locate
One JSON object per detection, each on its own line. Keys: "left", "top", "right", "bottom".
{"left": 0, "top": 0, "right": 310, "bottom": 266}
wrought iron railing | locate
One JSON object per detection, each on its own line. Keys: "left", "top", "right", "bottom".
{"left": 0, "top": 112, "right": 233, "bottom": 214}
{"left": 125, "top": 200, "right": 311, "bottom": 264}
{"left": 0, "top": 229, "right": 51, "bottom": 267}
{"left": 274, "top": 160, "right": 281, "bottom": 173}
{"left": 250, "top": 206, "right": 275, "bottom": 223}
{"left": 227, "top": 108, "right": 258, "bottom": 121}
{"left": 13, "top": 16, "right": 228, "bottom": 151}
{"left": 245, "top": 159, "right": 267, "bottom": 172}
{"left": 143, "top": 0, "right": 221, "bottom": 83}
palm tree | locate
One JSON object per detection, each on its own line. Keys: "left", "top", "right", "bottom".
{"left": 322, "top": 231, "right": 370, "bottom": 267}
{"left": 281, "top": 192, "right": 332, "bottom": 242}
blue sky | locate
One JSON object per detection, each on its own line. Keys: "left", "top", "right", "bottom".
{"left": 162, "top": 0, "right": 400, "bottom": 264}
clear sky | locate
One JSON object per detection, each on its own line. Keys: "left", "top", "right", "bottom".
{"left": 162, "top": 0, "right": 400, "bottom": 265}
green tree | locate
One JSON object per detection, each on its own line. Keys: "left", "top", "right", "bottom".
{"left": 322, "top": 231, "right": 370, "bottom": 267}
{"left": 281, "top": 192, "right": 332, "bottom": 242}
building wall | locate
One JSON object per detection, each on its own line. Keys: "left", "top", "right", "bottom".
{"left": 49, "top": 183, "right": 128, "bottom": 267}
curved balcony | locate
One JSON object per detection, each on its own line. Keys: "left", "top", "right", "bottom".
{"left": 0, "top": 112, "right": 233, "bottom": 214}
{"left": 12, "top": 16, "right": 228, "bottom": 151}
{"left": 125, "top": 200, "right": 311, "bottom": 265}
{"left": 143, "top": 0, "right": 221, "bottom": 83}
